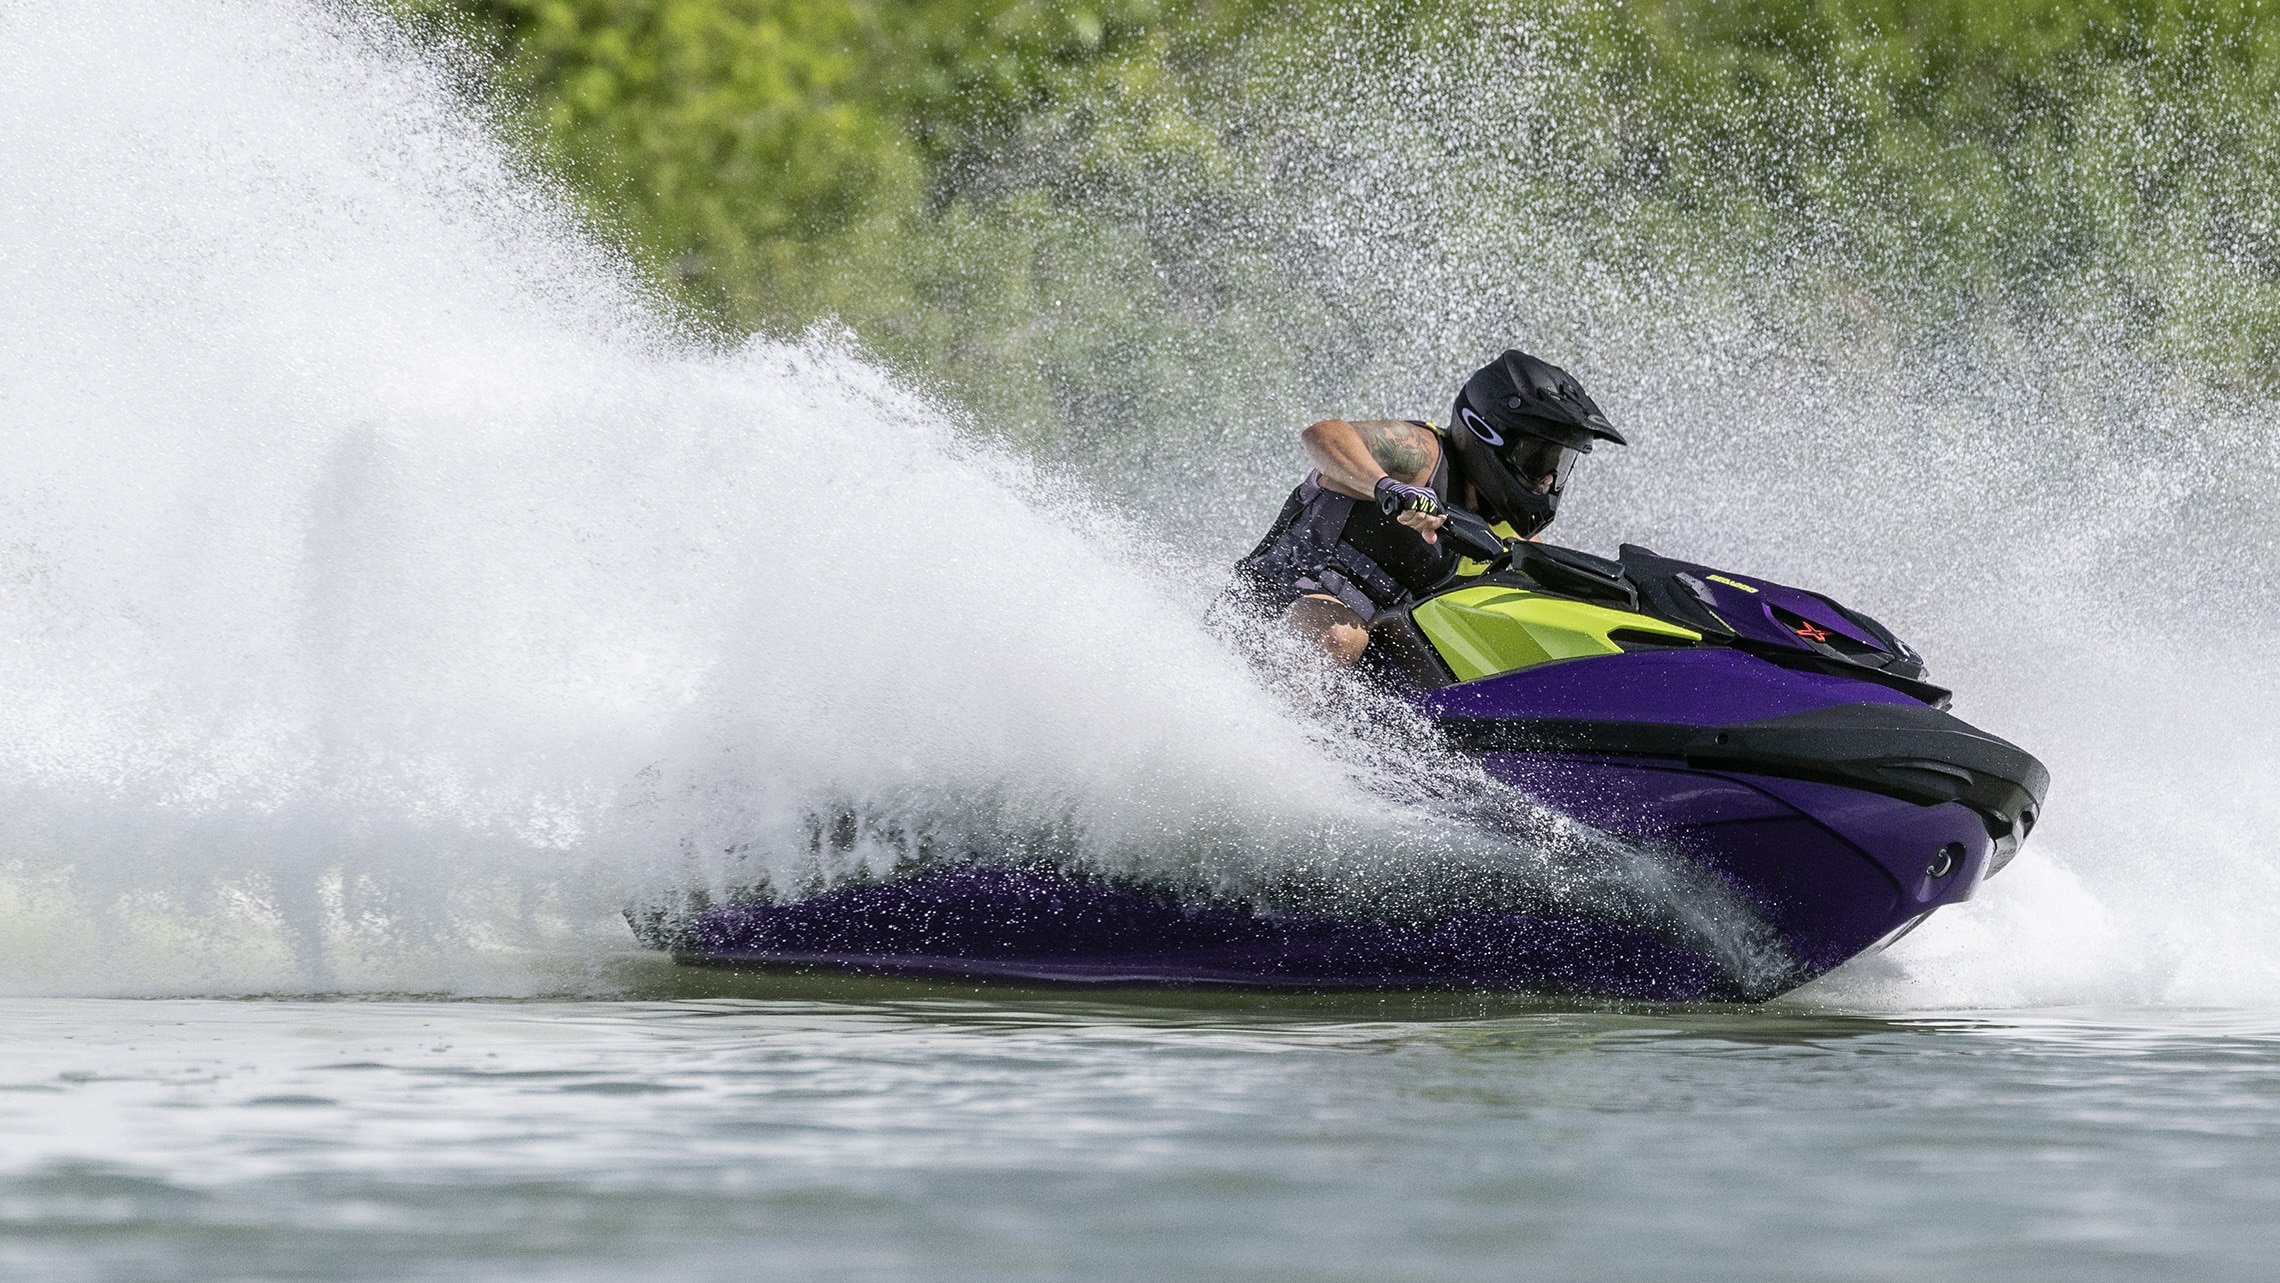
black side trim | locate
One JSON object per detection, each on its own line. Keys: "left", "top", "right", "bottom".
{"left": 1606, "top": 628, "right": 1700, "bottom": 652}
{"left": 1439, "top": 701, "right": 2049, "bottom": 835}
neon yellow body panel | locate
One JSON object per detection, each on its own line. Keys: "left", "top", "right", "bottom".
{"left": 1411, "top": 586, "right": 1702, "bottom": 682}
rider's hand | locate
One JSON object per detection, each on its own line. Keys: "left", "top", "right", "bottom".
{"left": 1374, "top": 477, "right": 1448, "bottom": 544}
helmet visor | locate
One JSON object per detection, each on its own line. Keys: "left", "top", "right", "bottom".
{"left": 1505, "top": 436, "right": 1580, "bottom": 496}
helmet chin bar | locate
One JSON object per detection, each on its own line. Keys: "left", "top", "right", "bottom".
{"left": 1500, "top": 485, "right": 1560, "bottom": 538}
{"left": 1461, "top": 451, "right": 1561, "bottom": 537}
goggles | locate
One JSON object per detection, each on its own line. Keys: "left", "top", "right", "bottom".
{"left": 1505, "top": 436, "right": 1580, "bottom": 496}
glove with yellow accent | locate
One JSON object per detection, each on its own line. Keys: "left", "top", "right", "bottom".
{"left": 1374, "top": 477, "right": 1444, "bottom": 520}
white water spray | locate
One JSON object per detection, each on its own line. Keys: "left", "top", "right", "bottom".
{"left": 0, "top": 0, "right": 1602, "bottom": 995}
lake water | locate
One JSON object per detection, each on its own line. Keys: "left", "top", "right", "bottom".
{"left": 7, "top": 972, "right": 2278, "bottom": 1282}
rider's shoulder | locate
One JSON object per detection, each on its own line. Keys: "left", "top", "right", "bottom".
{"left": 1303, "top": 417, "right": 1440, "bottom": 433}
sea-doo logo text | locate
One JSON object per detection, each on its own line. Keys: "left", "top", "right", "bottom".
{"left": 1459, "top": 407, "right": 1503, "bottom": 447}
{"left": 1706, "top": 574, "right": 1759, "bottom": 594}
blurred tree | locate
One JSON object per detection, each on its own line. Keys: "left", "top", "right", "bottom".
{"left": 393, "top": 0, "right": 2280, "bottom": 434}
{"left": 397, "top": 0, "right": 924, "bottom": 328}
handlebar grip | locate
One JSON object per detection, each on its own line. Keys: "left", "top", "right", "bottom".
{"left": 1377, "top": 480, "right": 1507, "bottom": 562}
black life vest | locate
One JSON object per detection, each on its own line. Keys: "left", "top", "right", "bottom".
{"left": 1228, "top": 421, "right": 1457, "bottom": 619}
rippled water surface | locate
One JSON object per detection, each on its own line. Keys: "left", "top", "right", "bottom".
{"left": 6, "top": 975, "right": 2279, "bottom": 1282}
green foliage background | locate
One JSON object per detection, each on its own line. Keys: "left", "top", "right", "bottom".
{"left": 394, "top": 0, "right": 2280, "bottom": 462}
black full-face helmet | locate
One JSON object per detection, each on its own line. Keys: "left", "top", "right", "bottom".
{"left": 1445, "top": 349, "right": 1626, "bottom": 538}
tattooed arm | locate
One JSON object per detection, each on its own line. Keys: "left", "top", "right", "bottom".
{"left": 1299, "top": 417, "right": 1448, "bottom": 543}
{"left": 1300, "top": 419, "right": 1441, "bottom": 498}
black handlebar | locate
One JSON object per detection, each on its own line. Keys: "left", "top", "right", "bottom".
{"left": 1378, "top": 489, "right": 1510, "bottom": 563}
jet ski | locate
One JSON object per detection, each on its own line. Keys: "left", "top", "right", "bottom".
{"left": 651, "top": 506, "right": 2047, "bottom": 1001}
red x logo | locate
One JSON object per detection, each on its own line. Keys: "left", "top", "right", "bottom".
{"left": 1793, "top": 621, "right": 1830, "bottom": 642}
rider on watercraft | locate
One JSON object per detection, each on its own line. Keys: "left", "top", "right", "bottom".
{"left": 1228, "top": 349, "right": 1627, "bottom": 665}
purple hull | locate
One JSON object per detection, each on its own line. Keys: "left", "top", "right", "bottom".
{"left": 1487, "top": 755, "right": 1988, "bottom": 972}
{"left": 688, "top": 866, "right": 1718, "bottom": 1001}
{"left": 679, "top": 648, "right": 2023, "bottom": 999}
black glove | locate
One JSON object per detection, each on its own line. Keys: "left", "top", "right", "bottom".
{"left": 1374, "top": 476, "right": 1445, "bottom": 520}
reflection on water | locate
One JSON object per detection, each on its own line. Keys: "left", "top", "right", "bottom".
{"left": 4, "top": 992, "right": 2278, "bottom": 1282}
